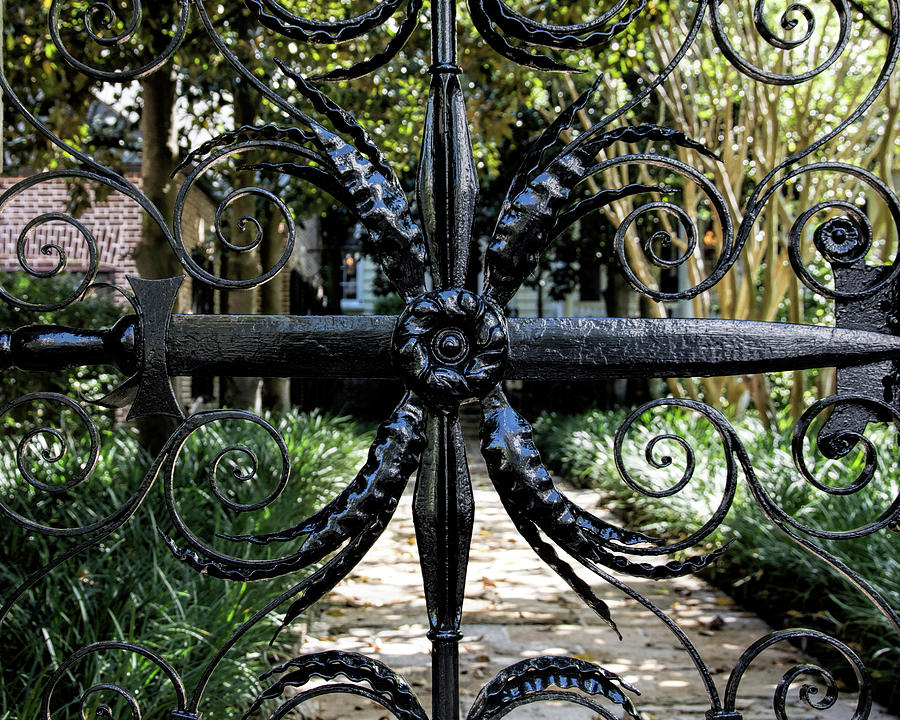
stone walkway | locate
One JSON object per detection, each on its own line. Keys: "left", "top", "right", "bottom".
{"left": 297, "top": 472, "right": 894, "bottom": 720}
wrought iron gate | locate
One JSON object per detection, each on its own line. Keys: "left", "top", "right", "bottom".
{"left": 1, "top": 0, "right": 899, "bottom": 718}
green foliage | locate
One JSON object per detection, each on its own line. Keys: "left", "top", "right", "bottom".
{"left": 373, "top": 292, "right": 406, "bottom": 315}
{"left": 0, "top": 410, "right": 371, "bottom": 720}
{"left": 4, "top": 0, "right": 548, "bottom": 180}
{"left": 534, "top": 406, "right": 900, "bottom": 699}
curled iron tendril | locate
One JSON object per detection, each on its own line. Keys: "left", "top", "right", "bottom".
{"left": 774, "top": 164, "right": 900, "bottom": 300}
{"left": 49, "top": 0, "right": 190, "bottom": 82}
{"left": 174, "top": 142, "right": 298, "bottom": 290}
{"left": 616, "top": 396, "right": 900, "bottom": 638}
{"left": 783, "top": 394, "right": 900, "bottom": 539}
{"left": 0, "top": 393, "right": 111, "bottom": 537}
{"left": 217, "top": 187, "right": 286, "bottom": 257}
{"left": 0, "top": 206, "right": 99, "bottom": 311}
{"left": 0, "top": 170, "right": 178, "bottom": 310}
{"left": 207, "top": 443, "right": 283, "bottom": 513}
{"left": 601, "top": 155, "right": 732, "bottom": 301}
{"left": 161, "top": 410, "right": 292, "bottom": 577}
{"left": 723, "top": 630, "right": 872, "bottom": 720}
{"left": 755, "top": 0, "right": 816, "bottom": 50}
{"left": 82, "top": 2, "right": 141, "bottom": 46}
{"left": 614, "top": 398, "right": 739, "bottom": 554}
{"left": 616, "top": 394, "right": 900, "bottom": 543}
{"left": 622, "top": 201, "right": 698, "bottom": 269}
{"left": 607, "top": 397, "right": 898, "bottom": 705}
{"left": 41, "top": 642, "right": 188, "bottom": 720}
{"left": 709, "top": 0, "right": 852, "bottom": 85}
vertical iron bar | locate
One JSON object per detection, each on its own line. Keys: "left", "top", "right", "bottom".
{"left": 416, "top": 0, "right": 481, "bottom": 716}
{"left": 419, "top": 0, "right": 479, "bottom": 289}
{"left": 1, "top": 0, "right": 4, "bottom": 174}
{"left": 431, "top": 0, "right": 456, "bottom": 66}
{"left": 413, "top": 411, "right": 475, "bottom": 720}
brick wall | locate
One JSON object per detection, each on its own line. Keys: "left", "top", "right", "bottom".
{"left": 0, "top": 172, "right": 218, "bottom": 411}
{"left": 0, "top": 173, "right": 216, "bottom": 295}
{"left": 0, "top": 174, "right": 144, "bottom": 288}
{"left": 1, "top": 171, "right": 327, "bottom": 410}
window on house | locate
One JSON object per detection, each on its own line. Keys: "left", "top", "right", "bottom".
{"left": 341, "top": 251, "right": 360, "bottom": 300}
{"left": 578, "top": 251, "right": 603, "bottom": 302}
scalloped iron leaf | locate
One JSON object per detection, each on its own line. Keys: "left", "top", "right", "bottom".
{"left": 467, "top": 656, "right": 640, "bottom": 720}
{"left": 243, "top": 651, "right": 427, "bottom": 720}
{"left": 171, "top": 124, "right": 319, "bottom": 178}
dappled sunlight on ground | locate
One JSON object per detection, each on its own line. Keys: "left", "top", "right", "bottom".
{"left": 293, "top": 480, "right": 894, "bottom": 720}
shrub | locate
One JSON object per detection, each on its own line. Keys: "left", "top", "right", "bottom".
{"left": 534, "top": 405, "right": 900, "bottom": 709}
{"left": 0, "top": 409, "right": 372, "bottom": 720}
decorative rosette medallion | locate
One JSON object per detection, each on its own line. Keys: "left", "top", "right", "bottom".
{"left": 393, "top": 289, "right": 508, "bottom": 408}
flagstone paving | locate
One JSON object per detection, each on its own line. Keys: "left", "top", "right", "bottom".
{"left": 294, "top": 472, "right": 894, "bottom": 720}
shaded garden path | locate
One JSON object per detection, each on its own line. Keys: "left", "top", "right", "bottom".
{"left": 297, "top": 436, "right": 894, "bottom": 720}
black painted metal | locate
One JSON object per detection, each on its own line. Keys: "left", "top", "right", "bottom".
{"left": 8, "top": 315, "right": 900, "bottom": 380}
{"left": 1, "top": 0, "right": 900, "bottom": 718}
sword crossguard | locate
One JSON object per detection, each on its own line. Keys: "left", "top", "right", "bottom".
{"left": 819, "top": 254, "right": 900, "bottom": 453}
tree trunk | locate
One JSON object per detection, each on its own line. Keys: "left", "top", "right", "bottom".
{"left": 135, "top": 71, "right": 180, "bottom": 281}
{"left": 604, "top": 264, "right": 634, "bottom": 319}
{"left": 134, "top": 69, "right": 180, "bottom": 453}
{"left": 320, "top": 211, "right": 346, "bottom": 315}
{"left": 261, "top": 208, "right": 290, "bottom": 412}
{"left": 788, "top": 273, "right": 805, "bottom": 422}
{"left": 221, "top": 79, "right": 263, "bottom": 412}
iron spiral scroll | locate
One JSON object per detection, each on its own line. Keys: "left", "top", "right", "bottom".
{"left": 1, "top": 0, "right": 900, "bottom": 718}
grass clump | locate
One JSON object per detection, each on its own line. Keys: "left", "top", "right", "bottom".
{"left": 0, "top": 409, "right": 371, "bottom": 720}
{"left": 534, "top": 405, "right": 900, "bottom": 709}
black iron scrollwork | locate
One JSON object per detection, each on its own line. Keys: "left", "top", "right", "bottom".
{"left": 2, "top": 0, "right": 899, "bottom": 716}
{"left": 243, "top": 651, "right": 428, "bottom": 720}
{"left": 49, "top": 0, "right": 191, "bottom": 81}
{"left": 163, "top": 395, "right": 425, "bottom": 590}
{"left": 723, "top": 630, "right": 873, "bottom": 720}
{"left": 468, "top": 0, "right": 647, "bottom": 72}
{"left": 41, "top": 642, "right": 189, "bottom": 720}
{"left": 484, "top": 92, "right": 733, "bottom": 306}
{"left": 783, "top": 164, "right": 900, "bottom": 300}
{"left": 467, "top": 656, "right": 641, "bottom": 720}
{"left": 709, "top": 0, "right": 853, "bottom": 85}
{"left": 247, "top": 0, "right": 424, "bottom": 82}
